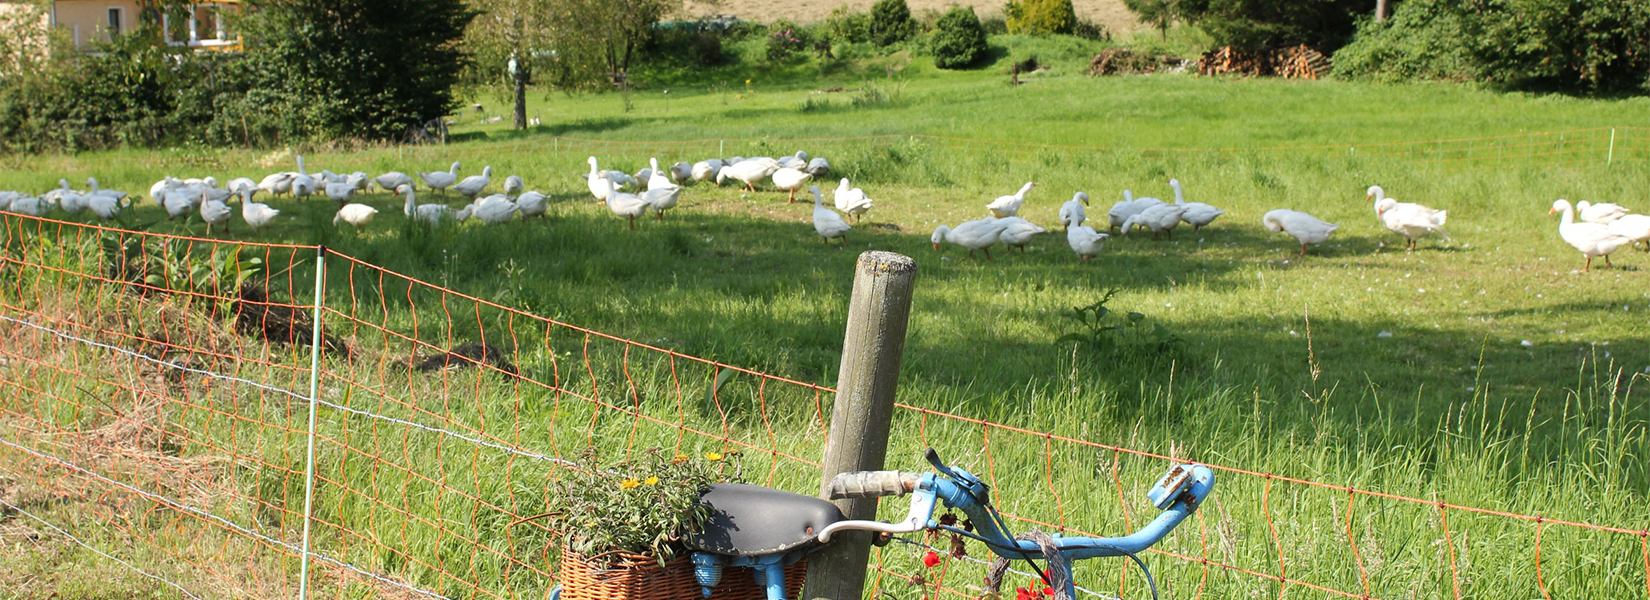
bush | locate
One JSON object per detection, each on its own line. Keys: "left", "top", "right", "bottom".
{"left": 980, "top": 15, "right": 1008, "bottom": 35}
{"left": 765, "top": 19, "right": 810, "bottom": 64}
{"left": 932, "top": 6, "right": 988, "bottom": 69}
{"left": 1072, "top": 18, "right": 1109, "bottom": 41}
{"left": 1005, "top": 0, "right": 1077, "bottom": 35}
{"left": 1334, "top": 0, "right": 1650, "bottom": 93}
{"left": 869, "top": 0, "right": 917, "bottom": 46}
{"left": 1179, "top": 0, "right": 1364, "bottom": 53}
{"left": 826, "top": 6, "right": 873, "bottom": 44}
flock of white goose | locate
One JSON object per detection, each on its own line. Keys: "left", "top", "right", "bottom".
{"left": 1, "top": 152, "right": 1646, "bottom": 271}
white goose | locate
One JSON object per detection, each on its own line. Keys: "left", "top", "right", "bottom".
{"left": 604, "top": 178, "right": 650, "bottom": 229}
{"left": 1263, "top": 209, "right": 1339, "bottom": 256}
{"left": 1108, "top": 190, "right": 1161, "bottom": 234}
{"left": 806, "top": 157, "right": 831, "bottom": 177}
{"left": 1576, "top": 200, "right": 1630, "bottom": 224}
{"left": 586, "top": 157, "right": 634, "bottom": 201}
{"left": 163, "top": 189, "right": 198, "bottom": 220}
{"left": 1121, "top": 203, "right": 1187, "bottom": 239}
{"left": 833, "top": 178, "right": 874, "bottom": 222}
{"left": 333, "top": 203, "right": 379, "bottom": 232}
{"left": 200, "top": 194, "right": 234, "bottom": 235}
{"left": 453, "top": 166, "right": 493, "bottom": 199}
{"left": 240, "top": 188, "right": 280, "bottom": 232}
{"left": 1369, "top": 185, "right": 1448, "bottom": 250}
{"left": 778, "top": 151, "right": 809, "bottom": 170}
{"left": 258, "top": 172, "right": 295, "bottom": 197}
{"left": 419, "top": 162, "right": 461, "bottom": 196}
{"left": 291, "top": 155, "right": 317, "bottom": 200}
{"left": 1550, "top": 199, "right": 1631, "bottom": 271}
{"left": 50, "top": 180, "right": 87, "bottom": 215}
{"left": 325, "top": 181, "right": 357, "bottom": 206}
{"left": 1058, "top": 192, "right": 1089, "bottom": 231}
{"left": 503, "top": 174, "right": 524, "bottom": 196}
{"left": 996, "top": 217, "right": 1046, "bottom": 252}
{"left": 668, "top": 161, "right": 693, "bottom": 184}
{"left": 8, "top": 196, "right": 46, "bottom": 217}
{"left": 1607, "top": 214, "right": 1650, "bottom": 250}
{"left": 0, "top": 191, "right": 16, "bottom": 211}
{"left": 374, "top": 171, "right": 414, "bottom": 193}
{"left": 152, "top": 176, "right": 183, "bottom": 202}
{"left": 811, "top": 186, "right": 852, "bottom": 244}
{"left": 771, "top": 167, "right": 812, "bottom": 203}
{"left": 468, "top": 195, "right": 519, "bottom": 224}
{"left": 225, "top": 177, "right": 258, "bottom": 196}
{"left": 644, "top": 158, "right": 682, "bottom": 220}
{"left": 1169, "top": 179, "right": 1224, "bottom": 231}
{"left": 986, "top": 182, "right": 1035, "bottom": 218}
{"left": 716, "top": 159, "right": 779, "bottom": 192}
{"left": 691, "top": 159, "right": 725, "bottom": 183}
{"left": 85, "top": 177, "right": 127, "bottom": 202}
{"left": 517, "top": 191, "right": 549, "bottom": 219}
{"left": 1066, "top": 224, "right": 1109, "bottom": 261}
{"left": 931, "top": 218, "right": 1010, "bottom": 260}
{"left": 397, "top": 184, "right": 467, "bottom": 225}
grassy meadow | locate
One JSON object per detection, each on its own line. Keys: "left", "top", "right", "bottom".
{"left": 3, "top": 36, "right": 1650, "bottom": 599}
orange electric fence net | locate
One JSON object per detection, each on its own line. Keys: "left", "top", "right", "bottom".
{"left": 2, "top": 212, "right": 1649, "bottom": 600}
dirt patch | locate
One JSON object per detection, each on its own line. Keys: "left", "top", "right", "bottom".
{"left": 681, "top": 0, "right": 1141, "bottom": 35}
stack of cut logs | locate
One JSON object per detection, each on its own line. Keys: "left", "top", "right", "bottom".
{"left": 1197, "top": 44, "right": 1330, "bottom": 79}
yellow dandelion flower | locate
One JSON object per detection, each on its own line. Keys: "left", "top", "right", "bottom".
{"left": 620, "top": 478, "right": 641, "bottom": 490}
{"left": 705, "top": 451, "right": 724, "bottom": 462}
{"left": 644, "top": 476, "right": 660, "bottom": 486}
{"left": 672, "top": 453, "right": 690, "bottom": 464}
{"left": 745, "top": 79, "right": 752, "bottom": 85}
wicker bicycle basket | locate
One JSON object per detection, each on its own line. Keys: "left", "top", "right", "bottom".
{"left": 559, "top": 550, "right": 807, "bottom": 600}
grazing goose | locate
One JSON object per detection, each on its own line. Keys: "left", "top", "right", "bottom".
{"left": 996, "top": 217, "right": 1046, "bottom": 252}
{"left": 832, "top": 178, "right": 874, "bottom": 222}
{"left": 1576, "top": 200, "right": 1630, "bottom": 224}
{"left": 1058, "top": 192, "right": 1089, "bottom": 231}
{"left": 468, "top": 195, "right": 519, "bottom": 224}
{"left": 419, "top": 161, "right": 461, "bottom": 196}
{"left": 163, "top": 190, "right": 198, "bottom": 220}
{"left": 453, "top": 166, "right": 493, "bottom": 199}
{"left": 1550, "top": 199, "right": 1631, "bottom": 271}
{"left": 1108, "top": 190, "right": 1163, "bottom": 234}
{"left": 325, "top": 181, "right": 357, "bottom": 206}
{"left": 634, "top": 165, "right": 656, "bottom": 183}
{"left": 50, "top": 180, "right": 87, "bottom": 215}
{"left": 397, "top": 185, "right": 466, "bottom": 225}
{"left": 8, "top": 196, "right": 46, "bottom": 217}
{"left": 644, "top": 158, "right": 682, "bottom": 220}
{"left": 374, "top": 171, "right": 414, "bottom": 193}
{"left": 1122, "top": 203, "right": 1188, "bottom": 239}
{"left": 986, "top": 182, "right": 1035, "bottom": 218}
{"left": 778, "top": 151, "right": 809, "bottom": 170}
{"left": 603, "top": 178, "right": 650, "bottom": 229}
{"left": 931, "top": 218, "right": 1010, "bottom": 260}
{"left": 200, "top": 193, "right": 233, "bottom": 234}
{"left": 0, "top": 191, "right": 16, "bottom": 211}
{"left": 517, "top": 191, "right": 549, "bottom": 218}
{"left": 257, "top": 172, "right": 294, "bottom": 197}
{"left": 503, "top": 174, "right": 524, "bottom": 196}
{"left": 347, "top": 172, "right": 371, "bottom": 193}
{"left": 1066, "top": 224, "right": 1110, "bottom": 261}
{"left": 333, "top": 203, "right": 379, "bottom": 232}
{"left": 805, "top": 157, "right": 831, "bottom": 177}
{"left": 1369, "top": 186, "right": 1448, "bottom": 250}
{"left": 716, "top": 159, "right": 779, "bottom": 192}
{"left": 810, "top": 186, "right": 851, "bottom": 244}
{"left": 771, "top": 167, "right": 812, "bottom": 203}
{"left": 1263, "top": 209, "right": 1339, "bottom": 256}
{"left": 669, "top": 161, "right": 693, "bottom": 184}
{"left": 586, "top": 157, "right": 636, "bottom": 189}
{"left": 691, "top": 159, "right": 725, "bottom": 183}
{"left": 1169, "top": 179, "right": 1224, "bottom": 231}
{"left": 151, "top": 176, "right": 182, "bottom": 202}
{"left": 239, "top": 188, "right": 280, "bottom": 232}
{"left": 86, "top": 194, "right": 126, "bottom": 221}
{"left": 225, "top": 177, "right": 258, "bottom": 196}
{"left": 1607, "top": 214, "right": 1650, "bottom": 250}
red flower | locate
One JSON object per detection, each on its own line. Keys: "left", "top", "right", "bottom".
{"left": 1041, "top": 586, "right": 1054, "bottom": 596}
{"left": 1014, "top": 587, "right": 1032, "bottom": 600}
{"left": 922, "top": 551, "right": 941, "bottom": 568}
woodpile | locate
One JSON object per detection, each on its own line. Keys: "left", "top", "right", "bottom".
{"left": 1087, "top": 48, "right": 1182, "bottom": 76}
{"left": 1197, "top": 44, "right": 1331, "bottom": 79}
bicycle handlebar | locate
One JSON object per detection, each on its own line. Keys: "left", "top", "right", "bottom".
{"left": 826, "top": 471, "right": 921, "bottom": 499}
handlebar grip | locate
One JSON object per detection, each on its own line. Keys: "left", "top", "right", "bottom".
{"left": 827, "top": 471, "right": 921, "bottom": 500}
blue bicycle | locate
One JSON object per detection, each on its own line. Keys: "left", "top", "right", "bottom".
{"left": 686, "top": 449, "right": 1215, "bottom": 600}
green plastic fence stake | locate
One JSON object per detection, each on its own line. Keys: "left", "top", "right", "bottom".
{"left": 298, "top": 246, "right": 327, "bottom": 599}
{"left": 1608, "top": 128, "right": 1616, "bottom": 165}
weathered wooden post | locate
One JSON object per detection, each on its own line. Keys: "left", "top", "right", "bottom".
{"left": 805, "top": 251, "right": 917, "bottom": 600}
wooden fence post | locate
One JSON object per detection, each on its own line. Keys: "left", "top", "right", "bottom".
{"left": 806, "top": 251, "right": 918, "bottom": 600}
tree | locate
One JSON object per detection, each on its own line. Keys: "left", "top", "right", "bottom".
{"left": 931, "top": 6, "right": 987, "bottom": 69}
{"left": 238, "top": 0, "right": 476, "bottom": 141}
{"left": 1005, "top": 0, "right": 1078, "bottom": 35}
{"left": 464, "top": 0, "right": 682, "bottom": 130}
{"left": 1123, "top": 0, "right": 1184, "bottom": 39}
{"left": 1177, "top": 0, "right": 1366, "bottom": 52}
{"left": 868, "top": 0, "right": 915, "bottom": 47}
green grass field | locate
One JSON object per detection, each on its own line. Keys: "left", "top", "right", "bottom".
{"left": 3, "top": 35, "right": 1650, "bottom": 599}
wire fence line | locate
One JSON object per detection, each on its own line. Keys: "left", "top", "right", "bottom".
{"left": 0, "top": 213, "right": 1648, "bottom": 599}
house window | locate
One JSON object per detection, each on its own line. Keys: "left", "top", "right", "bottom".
{"left": 107, "top": 8, "right": 122, "bottom": 36}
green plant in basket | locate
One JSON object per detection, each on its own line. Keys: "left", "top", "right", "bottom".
{"left": 550, "top": 448, "right": 742, "bottom": 567}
